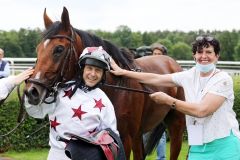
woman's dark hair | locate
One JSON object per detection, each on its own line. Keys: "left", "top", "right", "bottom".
{"left": 192, "top": 35, "right": 220, "bottom": 55}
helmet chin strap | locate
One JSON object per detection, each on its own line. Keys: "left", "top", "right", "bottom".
{"left": 79, "top": 81, "right": 96, "bottom": 92}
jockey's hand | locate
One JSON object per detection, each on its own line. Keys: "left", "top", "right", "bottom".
{"left": 13, "top": 68, "right": 34, "bottom": 85}
{"left": 110, "top": 58, "right": 126, "bottom": 76}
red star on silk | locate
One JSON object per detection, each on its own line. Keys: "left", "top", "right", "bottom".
{"left": 63, "top": 88, "right": 73, "bottom": 99}
{"left": 50, "top": 117, "right": 61, "bottom": 132}
{"left": 94, "top": 98, "right": 105, "bottom": 112}
{"left": 72, "top": 105, "right": 87, "bottom": 120}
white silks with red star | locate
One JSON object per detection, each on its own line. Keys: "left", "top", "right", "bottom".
{"left": 26, "top": 85, "right": 118, "bottom": 151}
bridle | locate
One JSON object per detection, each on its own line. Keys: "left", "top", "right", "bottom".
{"left": 26, "top": 28, "right": 78, "bottom": 104}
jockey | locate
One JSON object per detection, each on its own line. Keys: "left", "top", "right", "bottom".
{"left": 25, "top": 46, "right": 123, "bottom": 160}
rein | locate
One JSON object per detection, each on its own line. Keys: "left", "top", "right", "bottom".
{"left": 0, "top": 85, "right": 26, "bottom": 137}
{"left": 103, "top": 83, "right": 153, "bottom": 94}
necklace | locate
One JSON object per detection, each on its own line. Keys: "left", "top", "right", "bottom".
{"left": 199, "top": 69, "right": 220, "bottom": 93}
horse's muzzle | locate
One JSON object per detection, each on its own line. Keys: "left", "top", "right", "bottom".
{"left": 24, "top": 87, "right": 41, "bottom": 105}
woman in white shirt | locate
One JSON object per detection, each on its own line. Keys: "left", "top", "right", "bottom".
{"left": 110, "top": 35, "right": 240, "bottom": 160}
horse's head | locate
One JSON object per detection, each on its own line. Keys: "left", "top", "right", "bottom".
{"left": 25, "top": 7, "right": 84, "bottom": 105}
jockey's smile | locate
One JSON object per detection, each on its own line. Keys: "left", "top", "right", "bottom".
{"left": 83, "top": 65, "right": 104, "bottom": 87}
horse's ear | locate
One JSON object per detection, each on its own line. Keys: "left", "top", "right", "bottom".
{"left": 61, "top": 7, "right": 71, "bottom": 32}
{"left": 43, "top": 8, "right": 53, "bottom": 29}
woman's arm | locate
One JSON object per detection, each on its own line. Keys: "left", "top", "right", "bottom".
{"left": 0, "top": 68, "right": 34, "bottom": 100}
{"left": 110, "top": 59, "right": 176, "bottom": 87}
{"left": 150, "top": 91, "right": 225, "bottom": 118}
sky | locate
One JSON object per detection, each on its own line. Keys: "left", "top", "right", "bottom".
{"left": 1, "top": 0, "right": 240, "bottom": 32}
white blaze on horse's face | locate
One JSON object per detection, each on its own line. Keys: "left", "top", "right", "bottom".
{"left": 43, "top": 39, "right": 50, "bottom": 49}
{"left": 35, "top": 72, "right": 41, "bottom": 80}
{"left": 28, "top": 72, "right": 41, "bottom": 89}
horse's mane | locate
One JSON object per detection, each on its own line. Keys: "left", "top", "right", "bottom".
{"left": 75, "top": 29, "right": 134, "bottom": 69}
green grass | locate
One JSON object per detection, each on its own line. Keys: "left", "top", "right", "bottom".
{"left": 146, "top": 141, "right": 188, "bottom": 160}
{"left": 0, "top": 148, "right": 48, "bottom": 160}
{"left": 0, "top": 141, "right": 188, "bottom": 160}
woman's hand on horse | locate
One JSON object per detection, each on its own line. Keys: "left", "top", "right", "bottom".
{"left": 13, "top": 68, "right": 34, "bottom": 85}
{"left": 150, "top": 91, "right": 174, "bottom": 106}
{"left": 110, "top": 58, "right": 125, "bottom": 76}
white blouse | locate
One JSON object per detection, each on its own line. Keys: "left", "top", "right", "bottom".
{"left": 172, "top": 67, "right": 240, "bottom": 143}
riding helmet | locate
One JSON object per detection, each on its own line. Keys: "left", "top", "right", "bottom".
{"left": 79, "top": 46, "right": 111, "bottom": 70}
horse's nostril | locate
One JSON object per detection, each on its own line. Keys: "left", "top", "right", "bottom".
{"left": 31, "top": 88, "right": 39, "bottom": 98}
{"left": 26, "top": 87, "right": 40, "bottom": 105}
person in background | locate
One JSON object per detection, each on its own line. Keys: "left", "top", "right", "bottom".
{"left": 0, "top": 68, "right": 34, "bottom": 100}
{"left": 150, "top": 42, "right": 168, "bottom": 160}
{"left": 110, "top": 35, "right": 240, "bottom": 160}
{"left": 25, "top": 46, "right": 122, "bottom": 160}
{"left": 151, "top": 43, "right": 168, "bottom": 56}
{"left": 0, "top": 48, "right": 10, "bottom": 79}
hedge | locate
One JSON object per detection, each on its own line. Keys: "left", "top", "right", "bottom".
{"left": 0, "top": 99, "right": 49, "bottom": 152}
{"left": 0, "top": 76, "right": 240, "bottom": 152}
{"left": 233, "top": 76, "right": 240, "bottom": 122}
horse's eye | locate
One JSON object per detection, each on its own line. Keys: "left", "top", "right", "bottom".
{"left": 53, "top": 45, "right": 65, "bottom": 55}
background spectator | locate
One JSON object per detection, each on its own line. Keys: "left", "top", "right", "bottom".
{"left": 0, "top": 48, "right": 10, "bottom": 79}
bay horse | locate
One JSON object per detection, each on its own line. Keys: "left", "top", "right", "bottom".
{"left": 24, "top": 7, "right": 185, "bottom": 160}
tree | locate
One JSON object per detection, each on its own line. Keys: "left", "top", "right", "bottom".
{"left": 131, "top": 32, "right": 143, "bottom": 47}
{"left": 4, "top": 40, "right": 23, "bottom": 57}
{"left": 156, "top": 39, "right": 173, "bottom": 52}
{"left": 171, "top": 42, "right": 192, "bottom": 60}
{"left": 234, "top": 43, "right": 240, "bottom": 61}
{"left": 18, "top": 28, "right": 41, "bottom": 57}
{"left": 113, "top": 25, "right": 132, "bottom": 47}
{"left": 142, "top": 32, "right": 153, "bottom": 46}
{"left": 217, "top": 31, "right": 238, "bottom": 61}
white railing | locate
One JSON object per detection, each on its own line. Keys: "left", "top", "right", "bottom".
{"left": 4, "top": 58, "right": 36, "bottom": 75}
{"left": 3, "top": 58, "right": 240, "bottom": 76}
